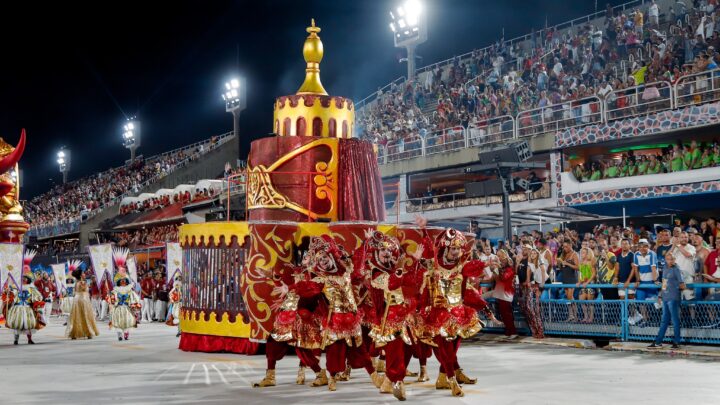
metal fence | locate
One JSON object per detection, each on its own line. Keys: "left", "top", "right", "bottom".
{"left": 479, "top": 283, "right": 720, "bottom": 345}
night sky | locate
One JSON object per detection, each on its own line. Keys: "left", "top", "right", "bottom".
{"left": 0, "top": 0, "right": 626, "bottom": 199}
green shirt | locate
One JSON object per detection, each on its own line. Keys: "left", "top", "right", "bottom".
{"left": 627, "top": 163, "right": 637, "bottom": 176}
{"left": 648, "top": 161, "right": 661, "bottom": 174}
{"left": 605, "top": 166, "right": 619, "bottom": 178}
{"left": 692, "top": 148, "right": 702, "bottom": 169}
{"left": 671, "top": 156, "right": 684, "bottom": 172}
{"left": 590, "top": 170, "right": 602, "bottom": 181}
{"left": 714, "top": 152, "right": 720, "bottom": 165}
{"left": 683, "top": 151, "right": 693, "bottom": 170}
{"left": 701, "top": 154, "right": 712, "bottom": 168}
{"left": 637, "top": 161, "right": 648, "bottom": 175}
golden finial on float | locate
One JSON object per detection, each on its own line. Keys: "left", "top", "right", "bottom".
{"left": 297, "top": 19, "right": 328, "bottom": 96}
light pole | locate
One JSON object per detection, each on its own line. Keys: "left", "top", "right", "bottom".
{"left": 389, "top": 0, "right": 427, "bottom": 81}
{"left": 222, "top": 77, "right": 246, "bottom": 140}
{"left": 57, "top": 148, "right": 70, "bottom": 184}
{"left": 122, "top": 117, "right": 141, "bottom": 161}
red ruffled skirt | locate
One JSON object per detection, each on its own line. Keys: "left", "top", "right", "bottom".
{"left": 417, "top": 305, "right": 484, "bottom": 345}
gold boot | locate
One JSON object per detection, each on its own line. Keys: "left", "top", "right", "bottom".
{"left": 336, "top": 365, "right": 351, "bottom": 381}
{"left": 417, "top": 365, "right": 429, "bottom": 382}
{"left": 405, "top": 369, "right": 418, "bottom": 377}
{"left": 296, "top": 366, "right": 306, "bottom": 385}
{"left": 370, "top": 371, "right": 383, "bottom": 388}
{"left": 392, "top": 381, "right": 407, "bottom": 401}
{"left": 376, "top": 359, "right": 386, "bottom": 373}
{"left": 435, "top": 372, "right": 450, "bottom": 389}
{"left": 380, "top": 375, "right": 393, "bottom": 393}
{"left": 252, "top": 369, "right": 276, "bottom": 388}
{"left": 328, "top": 375, "right": 337, "bottom": 391}
{"left": 311, "top": 369, "right": 328, "bottom": 387}
{"left": 448, "top": 376, "right": 464, "bottom": 397}
{"left": 455, "top": 368, "right": 477, "bottom": 384}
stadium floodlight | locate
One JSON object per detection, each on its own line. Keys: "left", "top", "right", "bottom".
{"left": 57, "top": 148, "right": 70, "bottom": 184}
{"left": 222, "top": 76, "right": 247, "bottom": 140}
{"left": 389, "top": 0, "right": 427, "bottom": 80}
{"left": 122, "top": 117, "right": 141, "bottom": 161}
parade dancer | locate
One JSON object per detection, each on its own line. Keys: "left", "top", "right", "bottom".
{"left": 311, "top": 236, "right": 382, "bottom": 392}
{"left": 357, "top": 230, "right": 417, "bottom": 401}
{"left": 61, "top": 261, "right": 82, "bottom": 322}
{"left": 33, "top": 258, "right": 56, "bottom": 324}
{"left": 65, "top": 266, "right": 100, "bottom": 340}
{"left": 108, "top": 248, "right": 141, "bottom": 341}
{"left": 6, "top": 267, "right": 45, "bottom": 345}
{"left": 166, "top": 275, "right": 182, "bottom": 337}
{"left": 253, "top": 256, "right": 327, "bottom": 388}
{"left": 415, "top": 217, "right": 497, "bottom": 397}
{"left": 99, "top": 272, "right": 112, "bottom": 321}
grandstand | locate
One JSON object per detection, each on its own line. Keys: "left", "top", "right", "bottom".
{"left": 26, "top": 131, "right": 238, "bottom": 250}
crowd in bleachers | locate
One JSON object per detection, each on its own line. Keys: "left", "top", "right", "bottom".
{"left": 26, "top": 135, "right": 224, "bottom": 230}
{"left": 100, "top": 224, "right": 180, "bottom": 250}
{"left": 572, "top": 139, "right": 720, "bottom": 181}
{"left": 471, "top": 214, "right": 720, "bottom": 337}
{"left": 359, "top": 0, "right": 720, "bottom": 152}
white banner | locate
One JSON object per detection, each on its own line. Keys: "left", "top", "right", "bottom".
{"left": 0, "top": 243, "right": 23, "bottom": 291}
{"left": 127, "top": 256, "right": 138, "bottom": 286}
{"left": 51, "top": 263, "right": 66, "bottom": 293}
{"left": 88, "top": 244, "right": 113, "bottom": 290}
{"left": 166, "top": 242, "right": 183, "bottom": 284}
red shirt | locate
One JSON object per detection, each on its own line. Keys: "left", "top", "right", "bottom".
{"left": 34, "top": 279, "right": 56, "bottom": 300}
{"left": 141, "top": 278, "right": 155, "bottom": 299}
{"left": 706, "top": 250, "right": 720, "bottom": 277}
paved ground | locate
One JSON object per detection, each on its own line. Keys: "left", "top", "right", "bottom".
{"left": 1, "top": 318, "right": 718, "bottom": 405}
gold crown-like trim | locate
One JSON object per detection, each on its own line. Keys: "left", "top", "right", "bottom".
{"left": 178, "top": 222, "right": 250, "bottom": 247}
{"left": 180, "top": 309, "right": 252, "bottom": 338}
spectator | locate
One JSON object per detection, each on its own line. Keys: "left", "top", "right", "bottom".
{"left": 492, "top": 249, "right": 517, "bottom": 339}
{"left": 671, "top": 232, "right": 697, "bottom": 301}
{"left": 558, "top": 240, "right": 579, "bottom": 322}
{"left": 648, "top": 253, "right": 686, "bottom": 349}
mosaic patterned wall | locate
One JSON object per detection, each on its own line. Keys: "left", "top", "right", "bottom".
{"left": 560, "top": 180, "right": 720, "bottom": 206}
{"left": 556, "top": 102, "right": 720, "bottom": 149}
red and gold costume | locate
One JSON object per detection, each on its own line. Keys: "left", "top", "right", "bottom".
{"left": 310, "top": 235, "right": 381, "bottom": 391}
{"left": 253, "top": 259, "right": 326, "bottom": 389}
{"left": 416, "top": 228, "right": 494, "bottom": 397}
{"left": 356, "top": 231, "right": 417, "bottom": 401}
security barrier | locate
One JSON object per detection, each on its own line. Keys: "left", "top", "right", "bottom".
{"left": 478, "top": 283, "right": 720, "bottom": 345}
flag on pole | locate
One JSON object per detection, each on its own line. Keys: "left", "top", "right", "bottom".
{"left": 88, "top": 244, "right": 113, "bottom": 290}
{"left": 0, "top": 243, "right": 23, "bottom": 291}
{"left": 51, "top": 263, "right": 66, "bottom": 293}
{"left": 166, "top": 242, "right": 183, "bottom": 284}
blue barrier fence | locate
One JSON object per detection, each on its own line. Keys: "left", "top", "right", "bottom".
{"left": 478, "top": 283, "right": 720, "bottom": 345}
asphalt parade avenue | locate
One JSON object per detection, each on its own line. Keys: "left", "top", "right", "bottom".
{"left": 0, "top": 318, "right": 717, "bottom": 405}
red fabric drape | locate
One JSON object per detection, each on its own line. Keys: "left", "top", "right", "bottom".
{"left": 179, "top": 333, "right": 260, "bottom": 355}
{"left": 338, "top": 139, "right": 385, "bottom": 221}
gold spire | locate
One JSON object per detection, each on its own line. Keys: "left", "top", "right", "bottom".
{"left": 297, "top": 19, "right": 328, "bottom": 95}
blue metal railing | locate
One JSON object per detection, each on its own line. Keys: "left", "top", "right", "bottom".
{"left": 477, "top": 283, "right": 720, "bottom": 345}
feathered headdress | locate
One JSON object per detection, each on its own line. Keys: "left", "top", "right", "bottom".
{"left": 112, "top": 247, "right": 129, "bottom": 270}
{"left": 21, "top": 249, "right": 37, "bottom": 283}
{"left": 23, "top": 249, "right": 37, "bottom": 268}
{"left": 68, "top": 259, "right": 84, "bottom": 281}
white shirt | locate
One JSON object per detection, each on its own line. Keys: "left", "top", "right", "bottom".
{"left": 529, "top": 258, "right": 548, "bottom": 285}
{"left": 672, "top": 243, "right": 697, "bottom": 282}
{"left": 649, "top": 4, "right": 659, "bottom": 18}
